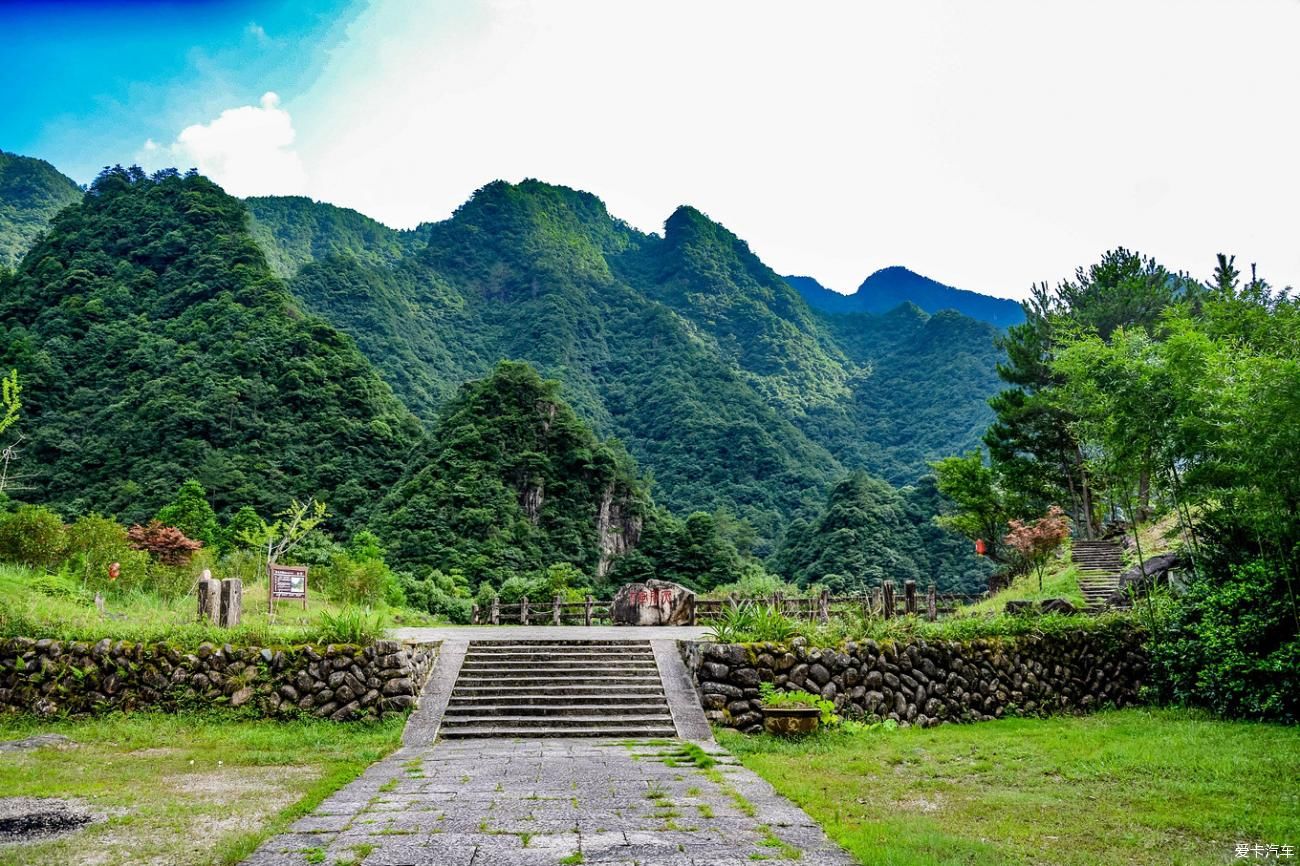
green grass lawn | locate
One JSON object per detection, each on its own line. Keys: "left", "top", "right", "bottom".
{"left": 0, "top": 562, "right": 438, "bottom": 645}
{"left": 717, "top": 708, "right": 1300, "bottom": 866}
{"left": 0, "top": 712, "right": 404, "bottom": 866}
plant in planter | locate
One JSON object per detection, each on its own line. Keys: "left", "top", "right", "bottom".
{"left": 758, "top": 682, "right": 839, "bottom": 735}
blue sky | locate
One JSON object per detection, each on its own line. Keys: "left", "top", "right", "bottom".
{"left": 2, "top": 1, "right": 1297, "bottom": 298}
{"left": 1, "top": 0, "right": 359, "bottom": 181}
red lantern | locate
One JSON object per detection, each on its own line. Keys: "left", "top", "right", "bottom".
{"left": 975, "top": 539, "right": 987, "bottom": 557}
{"left": 108, "top": 562, "right": 120, "bottom": 581}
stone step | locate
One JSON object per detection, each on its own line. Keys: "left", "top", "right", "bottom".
{"left": 443, "top": 702, "right": 669, "bottom": 718}
{"left": 463, "top": 649, "right": 657, "bottom": 660}
{"left": 439, "top": 723, "right": 678, "bottom": 739}
{"left": 441, "top": 713, "right": 674, "bottom": 728}
{"left": 452, "top": 683, "right": 666, "bottom": 698}
{"left": 460, "top": 654, "right": 659, "bottom": 664}
{"left": 448, "top": 693, "right": 669, "bottom": 707}
{"left": 453, "top": 674, "right": 663, "bottom": 686}
{"left": 457, "top": 664, "right": 659, "bottom": 676}
{"left": 466, "top": 641, "right": 654, "bottom": 648}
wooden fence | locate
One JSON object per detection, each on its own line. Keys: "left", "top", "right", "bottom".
{"left": 470, "top": 580, "right": 984, "bottom": 626}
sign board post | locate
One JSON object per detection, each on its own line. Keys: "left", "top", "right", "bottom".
{"left": 269, "top": 564, "right": 309, "bottom": 615}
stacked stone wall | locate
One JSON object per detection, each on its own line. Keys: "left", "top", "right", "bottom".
{"left": 683, "top": 627, "right": 1146, "bottom": 732}
{"left": 0, "top": 637, "right": 437, "bottom": 721}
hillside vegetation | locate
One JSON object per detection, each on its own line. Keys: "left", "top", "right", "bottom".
{"left": 0, "top": 150, "right": 82, "bottom": 268}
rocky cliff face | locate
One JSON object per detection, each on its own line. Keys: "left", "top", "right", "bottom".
{"left": 596, "top": 484, "right": 643, "bottom": 578}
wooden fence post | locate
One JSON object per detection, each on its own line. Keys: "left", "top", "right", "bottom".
{"left": 882, "top": 581, "right": 895, "bottom": 619}
{"left": 553, "top": 594, "right": 562, "bottom": 626}
{"left": 197, "top": 577, "right": 220, "bottom": 624}
{"left": 520, "top": 595, "right": 530, "bottom": 625}
{"left": 926, "top": 585, "right": 938, "bottom": 622}
{"left": 904, "top": 579, "right": 917, "bottom": 615}
{"left": 584, "top": 595, "right": 593, "bottom": 626}
{"left": 219, "top": 578, "right": 242, "bottom": 628}
{"left": 490, "top": 595, "right": 500, "bottom": 625}
{"left": 816, "top": 589, "right": 828, "bottom": 623}
{"left": 861, "top": 592, "right": 871, "bottom": 620}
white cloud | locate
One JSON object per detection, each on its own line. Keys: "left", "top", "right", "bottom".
{"left": 246, "top": 22, "right": 271, "bottom": 45}
{"left": 140, "top": 92, "right": 308, "bottom": 197}
{"left": 137, "top": 2, "right": 1300, "bottom": 298}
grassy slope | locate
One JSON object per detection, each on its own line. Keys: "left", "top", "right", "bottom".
{"left": 0, "top": 563, "right": 437, "bottom": 645}
{"left": 718, "top": 708, "right": 1300, "bottom": 866}
{"left": 964, "top": 513, "right": 1187, "bottom": 616}
{"left": 0, "top": 712, "right": 404, "bottom": 866}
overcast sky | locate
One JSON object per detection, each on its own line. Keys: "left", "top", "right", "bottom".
{"left": 3, "top": 0, "right": 1297, "bottom": 299}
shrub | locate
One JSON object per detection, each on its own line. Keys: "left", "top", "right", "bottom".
{"left": 127, "top": 520, "right": 202, "bottom": 566}
{"left": 758, "top": 682, "right": 840, "bottom": 726}
{"left": 219, "top": 506, "right": 267, "bottom": 553}
{"left": 1148, "top": 558, "right": 1298, "bottom": 723}
{"left": 154, "top": 480, "right": 219, "bottom": 547}
{"left": 474, "top": 581, "right": 498, "bottom": 612}
{"left": 316, "top": 606, "right": 384, "bottom": 644}
{"left": 705, "top": 602, "right": 797, "bottom": 643}
{"left": 707, "top": 567, "right": 800, "bottom": 600}
{"left": 64, "top": 513, "right": 147, "bottom": 590}
{"left": 321, "top": 551, "right": 403, "bottom": 607}
{"left": 401, "top": 569, "right": 473, "bottom": 623}
{"left": 0, "top": 504, "right": 68, "bottom": 569}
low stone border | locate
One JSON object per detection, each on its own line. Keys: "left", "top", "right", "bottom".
{"left": 682, "top": 625, "right": 1147, "bottom": 732}
{"left": 0, "top": 637, "right": 438, "bottom": 721}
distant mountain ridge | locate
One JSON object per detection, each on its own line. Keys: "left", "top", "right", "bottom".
{"left": 787, "top": 267, "right": 1025, "bottom": 328}
{"left": 0, "top": 150, "right": 82, "bottom": 268}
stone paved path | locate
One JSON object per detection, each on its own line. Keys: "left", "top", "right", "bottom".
{"left": 242, "top": 738, "right": 854, "bottom": 866}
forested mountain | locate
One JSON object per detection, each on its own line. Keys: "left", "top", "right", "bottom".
{"left": 771, "top": 472, "right": 995, "bottom": 595}
{"left": 0, "top": 167, "right": 424, "bottom": 526}
{"left": 245, "top": 195, "right": 428, "bottom": 280}
{"left": 0, "top": 157, "right": 1006, "bottom": 589}
{"left": 375, "top": 360, "right": 650, "bottom": 583}
{"left": 788, "top": 267, "right": 1026, "bottom": 328}
{"left": 267, "top": 180, "right": 1004, "bottom": 555}
{"left": 0, "top": 150, "right": 82, "bottom": 268}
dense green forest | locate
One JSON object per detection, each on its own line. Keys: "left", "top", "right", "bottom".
{"left": 933, "top": 249, "right": 1299, "bottom": 721}
{"left": 0, "top": 167, "right": 423, "bottom": 526}
{"left": 0, "top": 160, "right": 1008, "bottom": 592}
{"left": 269, "top": 180, "right": 1004, "bottom": 555}
{"left": 0, "top": 150, "right": 81, "bottom": 269}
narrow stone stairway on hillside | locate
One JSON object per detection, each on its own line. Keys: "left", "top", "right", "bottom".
{"left": 1072, "top": 540, "right": 1126, "bottom": 611}
{"left": 438, "top": 640, "right": 678, "bottom": 739}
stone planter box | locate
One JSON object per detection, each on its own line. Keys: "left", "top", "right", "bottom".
{"left": 762, "top": 705, "right": 821, "bottom": 736}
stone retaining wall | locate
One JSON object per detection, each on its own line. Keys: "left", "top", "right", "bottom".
{"left": 682, "top": 626, "right": 1146, "bottom": 732}
{"left": 0, "top": 637, "right": 438, "bottom": 720}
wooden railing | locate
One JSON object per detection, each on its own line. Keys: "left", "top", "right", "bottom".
{"left": 470, "top": 581, "right": 984, "bottom": 626}
{"left": 472, "top": 596, "right": 614, "bottom": 626}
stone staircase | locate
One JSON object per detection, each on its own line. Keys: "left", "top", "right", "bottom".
{"left": 1072, "top": 540, "right": 1126, "bottom": 611}
{"left": 438, "top": 640, "right": 678, "bottom": 739}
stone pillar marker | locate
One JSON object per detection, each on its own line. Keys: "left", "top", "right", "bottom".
{"left": 584, "top": 595, "right": 594, "bottom": 626}
{"left": 490, "top": 596, "right": 500, "bottom": 625}
{"left": 926, "top": 585, "right": 938, "bottom": 621}
{"left": 520, "top": 596, "right": 530, "bottom": 625}
{"left": 904, "top": 579, "right": 917, "bottom": 615}
{"left": 818, "top": 589, "right": 830, "bottom": 623}
{"left": 197, "top": 575, "right": 220, "bottom": 624}
{"left": 552, "top": 594, "right": 562, "bottom": 626}
{"left": 219, "top": 578, "right": 242, "bottom": 628}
